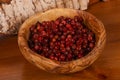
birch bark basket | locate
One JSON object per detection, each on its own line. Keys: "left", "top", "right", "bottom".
{"left": 0, "top": 0, "right": 89, "bottom": 35}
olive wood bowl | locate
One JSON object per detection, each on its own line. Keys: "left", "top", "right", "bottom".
{"left": 18, "top": 8, "right": 106, "bottom": 74}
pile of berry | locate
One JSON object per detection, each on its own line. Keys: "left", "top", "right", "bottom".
{"left": 28, "top": 16, "right": 96, "bottom": 61}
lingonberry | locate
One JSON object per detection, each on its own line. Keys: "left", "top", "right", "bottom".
{"left": 28, "top": 16, "right": 96, "bottom": 62}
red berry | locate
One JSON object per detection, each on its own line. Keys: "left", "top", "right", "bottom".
{"left": 50, "top": 55, "right": 54, "bottom": 60}
{"left": 61, "top": 20, "right": 66, "bottom": 25}
{"left": 34, "top": 45, "right": 39, "bottom": 50}
{"left": 67, "top": 53, "right": 72, "bottom": 59}
{"left": 41, "top": 31, "right": 46, "bottom": 36}
{"left": 89, "top": 43, "right": 94, "bottom": 48}
{"left": 78, "top": 53, "right": 83, "bottom": 58}
{"left": 60, "top": 54, "right": 65, "bottom": 61}
{"left": 52, "top": 38, "right": 56, "bottom": 42}
{"left": 38, "top": 36, "right": 42, "bottom": 42}
{"left": 33, "top": 34, "right": 39, "bottom": 39}
{"left": 55, "top": 20, "right": 59, "bottom": 25}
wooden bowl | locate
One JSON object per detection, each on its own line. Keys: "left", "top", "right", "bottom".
{"left": 18, "top": 8, "right": 106, "bottom": 74}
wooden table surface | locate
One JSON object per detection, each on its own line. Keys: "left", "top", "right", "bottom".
{"left": 0, "top": 0, "right": 120, "bottom": 80}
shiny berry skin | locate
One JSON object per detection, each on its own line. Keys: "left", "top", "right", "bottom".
{"left": 28, "top": 16, "right": 96, "bottom": 62}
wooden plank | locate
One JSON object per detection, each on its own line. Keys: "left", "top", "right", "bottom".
{"left": 0, "top": 0, "right": 120, "bottom": 80}
{"left": 89, "top": 0, "right": 100, "bottom": 5}
{"left": 0, "top": 0, "right": 11, "bottom": 4}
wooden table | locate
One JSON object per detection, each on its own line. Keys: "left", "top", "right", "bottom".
{"left": 0, "top": 0, "right": 120, "bottom": 80}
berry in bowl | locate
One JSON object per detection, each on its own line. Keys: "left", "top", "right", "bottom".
{"left": 18, "top": 8, "right": 106, "bottom": 74}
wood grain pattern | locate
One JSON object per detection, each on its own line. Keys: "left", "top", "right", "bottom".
{"left": 89, "top": 0, "right": 99, "bottom": 5}
{"left": 0, "top": 0, "right": 11, "bottom": 4}
{"left": 0, "top": 0, "right": 119, "bottom": 79}
{"left": 18, "top": 8, "right": 106, "bottom": 74}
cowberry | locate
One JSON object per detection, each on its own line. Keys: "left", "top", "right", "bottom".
{"left": 28, "top": 16, "right": 96, "bottom": 61}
